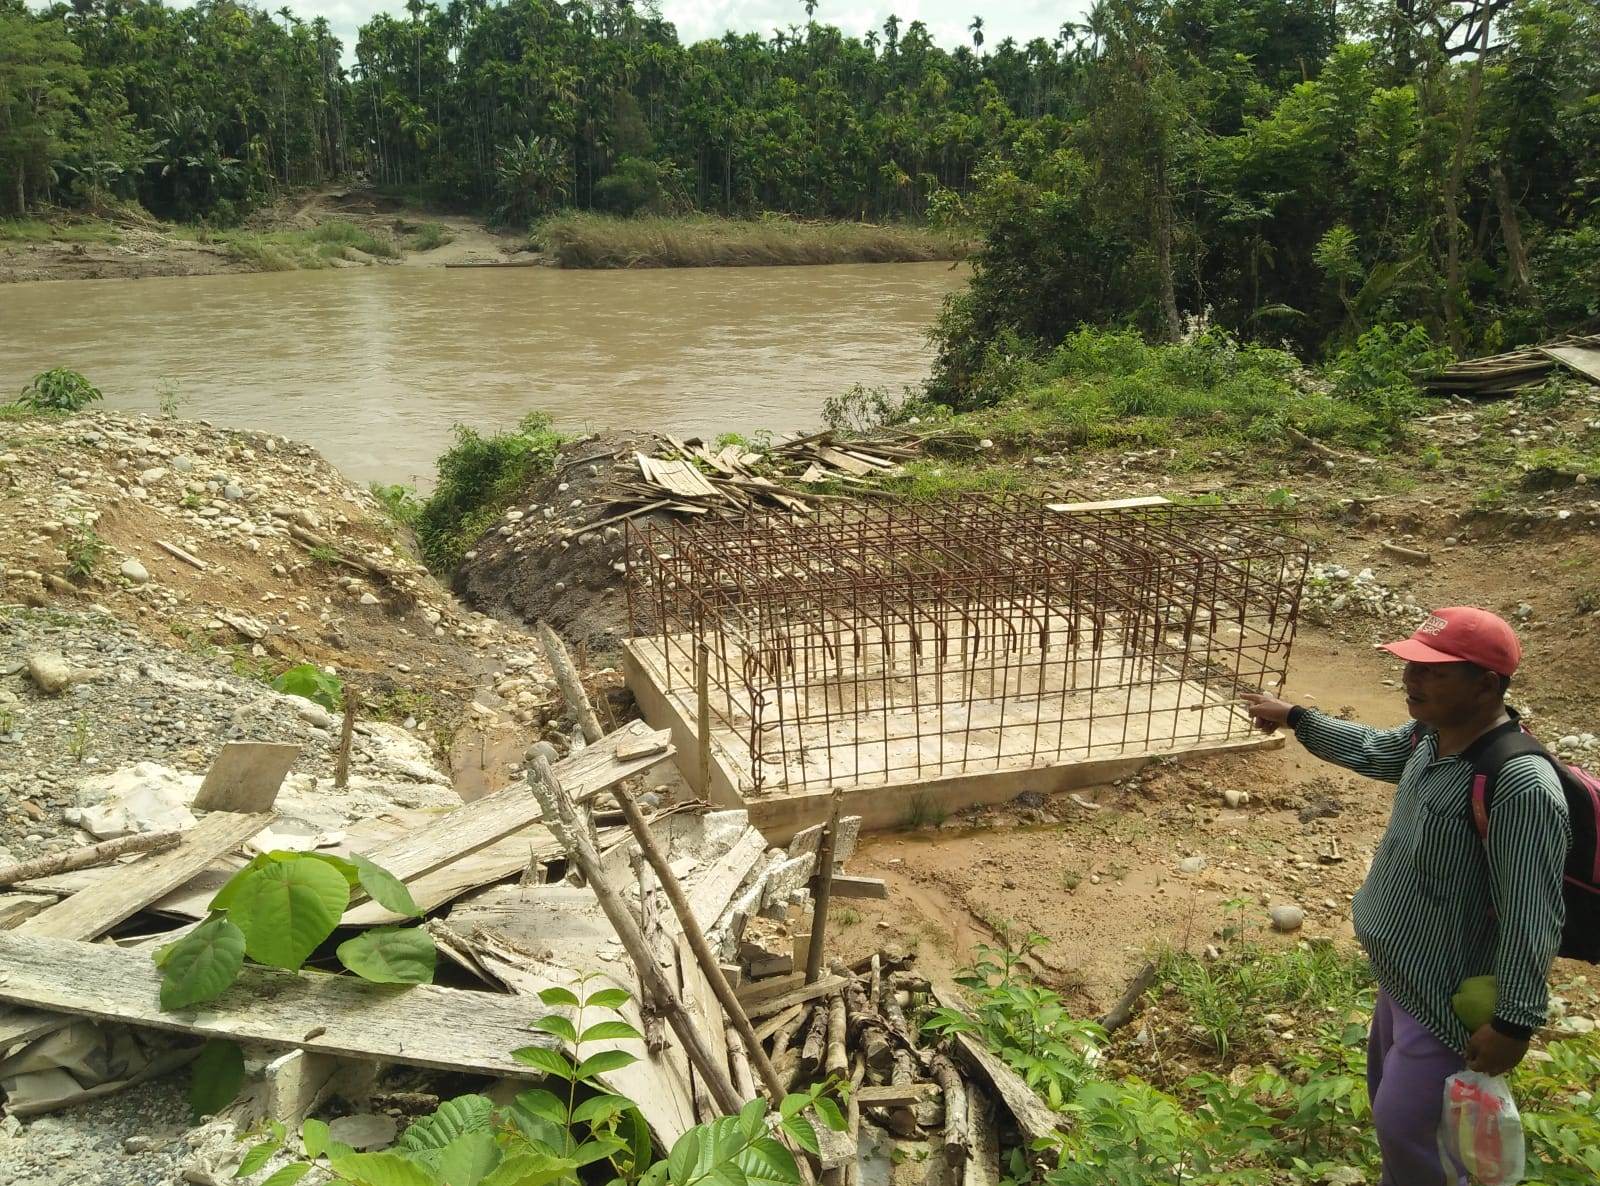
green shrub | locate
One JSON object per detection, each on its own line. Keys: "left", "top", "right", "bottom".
{"left": 370, "top": 481, "right": 423, "bottom": 525}
{"left": 64, "top": 521, "right": 106, "bottom": 580}
{"left": 1321, "top": 322, "right": 1451, "bottom": 434}
{"left": 18, "top": 367, "right": 103, "bottom": 413}
{"left": 271, "top": 663, "right": 344, "bottom": 711}
{"left": 407, "top": 221, "right": 455, "bottom": 251}
{"left": 415, "top": 412, "right": 565, "bottom": 571}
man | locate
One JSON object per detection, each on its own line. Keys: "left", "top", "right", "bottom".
{"left": 1242, "top": 607, "right": 1569, "bottom": 1186}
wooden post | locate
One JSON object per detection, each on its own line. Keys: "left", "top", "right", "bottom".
{"left": 727, "top": 1023, "right": 757, "bottom": 1100}
{"left": 694, "top": 642, "right": 712, "bottom": 797}
{"left": 538, "top": 621, "right": 604, "bottom": 745}
{"left": 609, "top": 783, "right": 788, "bottom": 1103}
{"left": 334, "top": 696, "right": 357, "bottom": 789}
{"left": 526, "top": 757, "right": 742, "bottom": 1115}
{"left": 0, "top": 831, "right": 182, "bottom": 887}
{"left": 805, "top": 790, "right": 841, "bottom": 984}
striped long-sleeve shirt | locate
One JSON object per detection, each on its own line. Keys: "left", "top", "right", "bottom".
{"left": 1292, "top": 709, "right": 1570, "bottom": 1053}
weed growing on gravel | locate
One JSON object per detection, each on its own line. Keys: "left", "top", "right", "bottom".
{"left": 156, "top": 376, "right": 189, "bottom": 418}
{"left": 67, "top": 715, "right": 92, "bottom": 762}
{"left": 64, "top": 521, "right": 105, "bottom": 581}
{"left": 18, "top": 367, "right": 103, "bottom": 413}
{"left": 369, "top": 481, "right": 423, "bottom": 525}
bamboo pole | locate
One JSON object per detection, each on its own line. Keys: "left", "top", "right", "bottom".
{"left": 526, "top": 756, "right": 742, "bottom": 1115}
{"left": 804, "top": 790, "right": 841, "bottom": 984}
{"left": 537, "top": 620, "right": 603, "bottom": 744}
{"left": 695, "top": 642, "right": 713, "bottom": 797}
{"left": 0, "top": 831, "right": 182, "bottom": 887}
{"left": 608, "top": 783, "right": 788, "bottom": 1103}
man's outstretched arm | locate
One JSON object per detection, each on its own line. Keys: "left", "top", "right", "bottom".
{"left": 1241, "top": 693, "right": 1417, "bottom": 785}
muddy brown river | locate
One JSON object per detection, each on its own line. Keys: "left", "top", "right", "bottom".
{"left": 1, "top": 262, "right": 964, "bottom": 486}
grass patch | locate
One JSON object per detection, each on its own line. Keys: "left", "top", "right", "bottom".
{"left": 0, "top": 217, "right": 121, "bottom": 244}
{"left": 534, "top": 213, "right": 969, "bottom": 269}
{"left": 414, "top": 412, "right": 565, "bottom": 571}
{"left": 407, "top": 222, "right": 455, "bottom": 251}
{"left": 202, "top": 220, "right": 401, "bottom": 271}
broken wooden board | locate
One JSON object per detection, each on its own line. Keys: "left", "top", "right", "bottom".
{"left": 445, "top": 883, "right": 616, "bottom": 949}
{"left": 944, "top": 1030, "right": 1060, "bottom": 1146}
{"left": 0, "top": 932, "right": 560, "bottom": 1080}
{"left": 357, "top": 723, "right": 672, "bottom": 885}
{"left": 855, "top": 1082, "right": 941, "bottom": 1107}
{"left": 738, "top": 974, "right": 847, "bottom": 1019}
{"left": 192, "top": 742, "right": 299, "bottom": 813}
{"left": 19, "top": 812, "right": 271, "bottom": 942}
{"left": 826, "top": 875, "right": 887, "bottom": 900}
{"left": 686, "top": 829, "right": 768, "bottom": 932}
{"left": 637, "top": 455, "right": 721, "bottom": 500}
{"left": 1046, "top": 495, "right": 1171, "bottom": 514}
{"left": 1541, "top": 339, "right": 1600, "bottom": 385}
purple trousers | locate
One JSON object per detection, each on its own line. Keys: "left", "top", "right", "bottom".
{"left": 1367, "top": 988, "right": 1468, "bottom": 1186}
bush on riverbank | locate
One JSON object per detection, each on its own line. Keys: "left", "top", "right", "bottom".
{"left": 533, "top": 213, "right": 969, "bottom": 268}
{"left": 414, "top": 413, "right": 565, "bottom": 571}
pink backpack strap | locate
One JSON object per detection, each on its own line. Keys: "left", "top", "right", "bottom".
{"left": 1471, "top": 773, "right": 1491, "bottom": 839}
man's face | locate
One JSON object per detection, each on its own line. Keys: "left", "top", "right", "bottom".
{"left": 1401, "top": 660, "right": 1492, "bottom": 726}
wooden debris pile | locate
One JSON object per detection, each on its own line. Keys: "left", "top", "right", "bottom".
{"left": 1422, "top": 333, "right": 1600, "bottom": 397}
{"left": 584, "top": 429, "right": 927, "bottom": 526}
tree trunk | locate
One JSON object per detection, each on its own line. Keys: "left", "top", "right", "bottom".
{"left": 1442, "top": 15, "right": 1490, "bottom": 353}
{"left": 1490, "top": 160, "right": 1532, "bottom": 295}
{"left": 1154, "top": 152, "right": 1181, "bottom": 343}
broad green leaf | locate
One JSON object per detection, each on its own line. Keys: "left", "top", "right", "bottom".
{"left": 337, "top": 926, "right": 437, "bottom": 984}
{"left": 536, "top": 986, "right": 580, "bottom": 1008}
{"left": 506, "top": 1105, "right": 565, "bottom": 1152}
{"left": 302, "top": 1117, "right": 330, "bottom": 1160}
{"left": 583, "top": 988, "right": 631, "bottom": 1010}
{"left": 327, "top": 1150, "right": 440, "bottom": 1186}
{"left": 573, "top": 1134, "right": 627, "bottom": 1167}
{"left": 210, "top": 856, "right": 272, "bottom": 914}
{"left": 574, "top": 1050, "right": 636, "bottom": 1080}
{"left": 236, "top": 1131, "right": 283, "bottom": 1178}
{"left": 189, "top": 1039, "right": 245, "bottom": 1122}
{"left": 271, "top": 663, "right": 344, "bottom": 712}
{"left": 512, "top": 1045, "right": 576, "bottom": 1080}
{"left": 229, "top": 856, "right": 349, "bottom": 970}
{"left": 159, "top": 915, "right": 245, "bottom": 1011}
{"left": 735, "top": 1137, "right": 800, "bottom": 1186}
{"left": 812, "top": 1096, "right": 846, "bottom": 1132}
{"left": 300, "top": 852, "right": 361, "bottom": 886}
{"left": 738, "top": 1098, "right": 767, "bottom": 1139}
{"left": 351, "top": 852, "right": 421, "bottom": 917}
{"left": 397, "top": 1095, "right": 496, "bottom": 1152}
{"left": 638, "top": 1162, "right": 670, "bottom": 1186}
{"left": 259, "top": 1165, "right": 313, "bottom": 1186}
{"left": 570, "top": 1094, "right": 631, "bottom": 1127}
{"left": 479, "top": 1153, "right": 578, "bottom": 1186}
{"left": 779, "top": 1117, "right": 819, "bottom": 1157}
{"left": 578, "top": 1020, "right": 640, "bottom": 1043}
{"left": 777, "top": 1095, "right": 808, "bottom": 1122}
{"left": 529, "top": 1014, "right": 577, "bottom": 1043}
{"left": 666, "top": 1125, "right": 704, "bottom": 1186}
{"left": 513, "top": 1088, "right": 569, "bottom": 1125}
{"left": 436, "top": 1130, "right": 501, "bottom": 1186}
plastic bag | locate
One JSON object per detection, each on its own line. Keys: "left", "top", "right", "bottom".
{"left": 1438, "top": 1070, "right": 1525, "bottom": 1186}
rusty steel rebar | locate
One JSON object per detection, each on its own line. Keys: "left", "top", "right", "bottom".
{"left": 626, "top": 496, "right": 1308, "bottom": 797}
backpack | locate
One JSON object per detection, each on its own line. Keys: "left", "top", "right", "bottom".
{"left": 1414, "top": 716, "right": 1600, "bottom": 964}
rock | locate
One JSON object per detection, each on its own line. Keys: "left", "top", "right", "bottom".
{"left": 26, "top": 652, "right": 75, "bottom": 695}
{"left": 1222, "top": 789, "right": 1250, "bottom": 808}
{"left": 293, "top": 700, "right": 335, "bottom": 730}
{"left": 171, "top": 455, "right": 194, "bottom": 472}
{"left": 1559, "top": 1015, "right": 1596, "bottom": 1035}
{"left": 223, "top": 484, "right": 246, "bottom": 501}
{"left": 528, "top": 740, "right": 559, "bottom": 765}
{"left": 1178, "top": 855, "right": 1207, "bottom": 874}
{"left": 1269, "top": 904, "right": 1305, "bottom": 933}
{"left": 359, "top": 592, "right": 381, "bottom": 606}
{"left": 119, "top": 558, "right": 151, "bottom": 584}
{"left": 139, "top": 466, "right": 168, "bottom": 485}
{"left": 327, "top": 1113, "right": 397, "bottom": 1151}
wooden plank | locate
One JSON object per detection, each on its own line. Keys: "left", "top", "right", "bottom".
{"left": 1542, "top": 341, "right": 1600, "bottom": 384}
{"left": 825, "top": 874, "right": 887, "bottom": 900}
{"left": 753, "top": 1003, "right": 803, "bottom": 1045}
{"left": 20, "top": 812, "right": 271, "bottom": 941}
{"left": 262, "top": 1049, "right": 340, "bottom": 1127}
{"left": 358, "top": 724, "right": 672, "bottom": 885}
{"left": 192, "top": 743, "right": 300, "bottom": 813}
{"left": 0, "top": 894, "right": 55, "bottom": 930}
{"left": 854, "top": 1083, "right": 940, "bottom": 1108}
{"left": 945, "top": 1029, "right": 1061, "bottom": 1146}
{"left": 739, "top": 974, "right": 847, "bottom": 1019}
{"left": 0, "top": 932, "right": 559, "bottom": 1080}
{"left": 1045, "top": 495, "right": 1171, "bottom": 514}
{"left": 687, "top": 829, "right": 768, "bottom": 932}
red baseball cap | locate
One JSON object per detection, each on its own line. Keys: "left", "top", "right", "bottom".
{"left": 1380, "top": 607, "right": 1522, "bottom": 676}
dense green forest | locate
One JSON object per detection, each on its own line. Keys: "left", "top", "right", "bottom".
{"left": 2, "top": 0, "right": 1597, "bottom": 363}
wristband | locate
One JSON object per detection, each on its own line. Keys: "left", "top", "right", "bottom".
{"left": 1490, "top": 1016, "right": 1535, "bottom": 1041}
{"left": 1286, "top": 705, "right": 1307, "bottom": 729}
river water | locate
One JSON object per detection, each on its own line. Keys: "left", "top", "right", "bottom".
{"left": 1, "top": 262, "right": 964, "bottom": 486}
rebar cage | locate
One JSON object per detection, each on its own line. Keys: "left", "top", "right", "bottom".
{"left": 626, "top": 496, "right": 1309, "bottom": 796}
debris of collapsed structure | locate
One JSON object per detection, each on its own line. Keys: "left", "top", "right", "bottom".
{"left": 0, "top": 705, "right": 1056, "bottom": 1186}
{"left": 1421, "top": 332, "right": 1600, "bottom": 397}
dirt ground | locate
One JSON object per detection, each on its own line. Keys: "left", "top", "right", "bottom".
{"left": 0, "top": 187, "right": 529, "bottom": 284}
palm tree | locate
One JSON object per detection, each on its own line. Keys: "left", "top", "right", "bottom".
{"left": 969, "top": 15, "right": 984, "bottom": 50}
